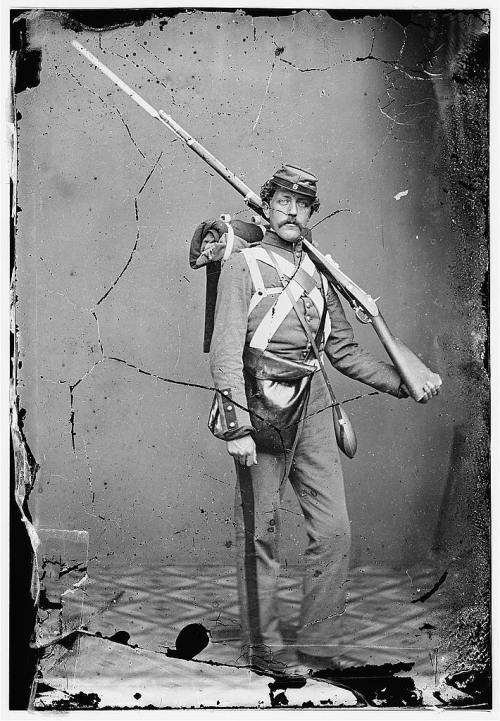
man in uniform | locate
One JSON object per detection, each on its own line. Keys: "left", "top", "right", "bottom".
{"left": 207, "top": 165, "right": 441, "bottom": 676}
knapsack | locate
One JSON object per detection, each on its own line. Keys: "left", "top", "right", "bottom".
{"left": 189, "top": 215, "right": 312, "bottom": 352}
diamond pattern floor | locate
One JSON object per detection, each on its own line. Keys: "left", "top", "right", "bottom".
{"left": 35, "top": 562, "right": 453, "bottom": 708}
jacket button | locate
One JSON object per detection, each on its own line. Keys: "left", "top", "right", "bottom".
{"left": 229, "top": 422, "right": 236, "bottom": 428}
{"left": 226, "top": 405, "right": 233, "bottom": 411}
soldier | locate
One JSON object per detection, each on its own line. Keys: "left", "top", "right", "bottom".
{"left": 206, "top": 164, "right": 441, "bottom": 676}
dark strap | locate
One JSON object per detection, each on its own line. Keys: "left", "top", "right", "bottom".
{"left": 267, "top": 250, "right": 327, "bottom": 353}
{"left": 286, "top": 264, "right": 318, "bottom": 296}
{"left": 204, "top": 262, "right": 221, "bottom": 353}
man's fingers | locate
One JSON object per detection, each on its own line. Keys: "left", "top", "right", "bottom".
{"left": 236, "top": 453, "right": 258, "bottom": 467}
{"left": 417, "top": 377, "right": 442, "bottom": 402}
{"left": 226, "top": 436, "right": 257, "bottom": 466}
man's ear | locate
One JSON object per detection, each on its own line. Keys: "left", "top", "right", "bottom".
{"left": 262, "top": 201, "right": 270, "bottom": 220}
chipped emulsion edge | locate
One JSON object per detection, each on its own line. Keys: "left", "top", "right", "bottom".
{"left": 10, "top": 22, "right": 42, "bottom": 607}
{"left": 9, "top": 16, "right": 97, "bottom": 666}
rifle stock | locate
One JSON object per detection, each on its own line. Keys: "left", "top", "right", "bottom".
{"left": 370, "top": 314, "right": 434, "bottom": 402}
{"left": 301, "top": 238, "right": 437, "bottom": 401}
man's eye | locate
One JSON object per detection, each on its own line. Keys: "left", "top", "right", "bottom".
{"left": 278, "top": 198, "right": 289, "bottom": 206}
{"left": 297, "top": 201, "right": 309, "bottom": 209}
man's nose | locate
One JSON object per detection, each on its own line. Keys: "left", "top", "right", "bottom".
{"left": 288, "top": 199, "right": 297, "bottom": 216}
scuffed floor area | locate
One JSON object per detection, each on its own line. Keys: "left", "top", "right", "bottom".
{"left": 32, "top": 562, "right": 471, "bottom": 709}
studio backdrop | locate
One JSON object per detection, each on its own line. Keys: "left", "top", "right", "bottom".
{"left": 11, "top": 7, "right": 489, "bottom": 709}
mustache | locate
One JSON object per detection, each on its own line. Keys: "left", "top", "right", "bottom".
{"left": 279, "top": 219, "right": 301, "bottom": 228}
{"left": 274, "top": 210, "right": 301, "bottom": 227}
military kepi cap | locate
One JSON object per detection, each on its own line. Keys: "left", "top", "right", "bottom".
{"left": 272, "top": 164, "right": 318, "bottom": 198}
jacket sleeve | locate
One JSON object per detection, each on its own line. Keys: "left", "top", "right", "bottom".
{"left": 209, "top": 254, "right": 255, "bottom": 440}
{"left": 324, "top": 284, "right": 404, "bottom": 397}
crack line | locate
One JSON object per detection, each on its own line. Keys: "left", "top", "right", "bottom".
{"left": 279, "top": 57, "right": 331, "bottom": 72}
{"left": 113, "top": 106, "right": 146, "bottom": 159}
{"left": 135, "top": 39, "right": 169, "bottom": 67}
{"left": 68, "top": 359, "right": 105, "bottom": 451}
{"left": 138, "top": 151, "right": 163, "bottom": 195}
{"left": 311, "top": 209, "right": 352, "bottom": 229}
{"left": 95, "top": 197, "right": 140, "bottom": 306}
{"left": 91, "top": 311, "right": 104, "bottom": 355}
{"left": 66, "top": 66, "right": 108, "bottom": 107}
{"left": 108, "top": 355, "right": 216, "bottom": 393}
{"left": 355, "top": 52, "right": 431, "bottom": 81}
{"left": 70, "top": 358, "right": 106, "bottom": 394}
{"left": 252, "top": 53, "right": 276, "bottom": 133}
{"left": 282, "top": 390, "right": 380, "bottom": 431}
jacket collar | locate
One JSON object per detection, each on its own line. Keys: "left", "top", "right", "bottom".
{"left": 262, "top": 229, "right": 303, "bottom": 255}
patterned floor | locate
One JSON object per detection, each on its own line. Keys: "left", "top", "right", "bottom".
{"left": 34, "top": 561, "right": 457, "bottom": 709}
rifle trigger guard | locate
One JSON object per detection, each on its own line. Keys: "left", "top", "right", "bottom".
{"left": 355, "top": 307, "right": 372, "bottom": 324}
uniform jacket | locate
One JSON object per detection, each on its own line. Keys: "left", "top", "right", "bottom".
{"left": 209, "top": 230, "right": 403, "bottom": 440}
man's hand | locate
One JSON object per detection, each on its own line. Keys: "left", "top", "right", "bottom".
{"left": 401, "top": 372, "right": 442, "bottom": 403}
{"left": 226, "top": 435, "right": 258, "bottom": 467}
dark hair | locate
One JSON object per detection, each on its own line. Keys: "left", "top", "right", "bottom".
{"left": 260, "top": 179, "right": 320, "bottom": 214}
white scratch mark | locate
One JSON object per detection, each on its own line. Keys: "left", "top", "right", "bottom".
{"left": 174, "top": 323, "right": 181, "bottom": 370}
{"left": 394, "top": 189, "right": 409, "bottom": 200}
{"left": 252, "top": 58, "right": 276, "bottom": 133}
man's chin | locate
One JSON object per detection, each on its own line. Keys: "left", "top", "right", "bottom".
{"left": 275, "top": 225, "right": 302, "bottom": 243}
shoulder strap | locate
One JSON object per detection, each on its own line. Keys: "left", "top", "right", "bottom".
{"left": 267, "top": 251, "right": 336, "bottom": 398}
{"left": 221, "top": 224, "right": 235, "bottom": 262}
{"left": 249, "top": 247, "right": 330, "bottom": 351}
{"left": 240, "top": 247, "right": 266, "bottom": 292}
{"left": 249, "top": 270, "right": 307, "bottom": 351}
{"left": 240, "top": 247, "right": 282, "bottom": 317}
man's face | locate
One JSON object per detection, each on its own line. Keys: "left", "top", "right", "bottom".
{"left": 264, "top": 188, "right": 313, "bottom": 243}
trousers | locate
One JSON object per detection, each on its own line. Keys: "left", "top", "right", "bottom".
{"left": 234, "top": 371, "right": 352, "bottom": 660}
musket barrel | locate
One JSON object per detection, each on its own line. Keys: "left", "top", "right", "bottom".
{"left": 158, "top": 110, "right": 263, "bottom": 213}
{"left": 72, "top": 40, "right": 263, "bottom": 213}
{"left": 71, "top": 41, "right": 440, "bottom": 403}
{"left": 72, "top": 40, "right": 162, "bottom": 121}
{"left": 302, "top": 238, "right": 379, "bottom": 316}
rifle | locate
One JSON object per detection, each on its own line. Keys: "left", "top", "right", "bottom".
{"left": 72, "top": 41, "right": 439, "bottom": 402}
